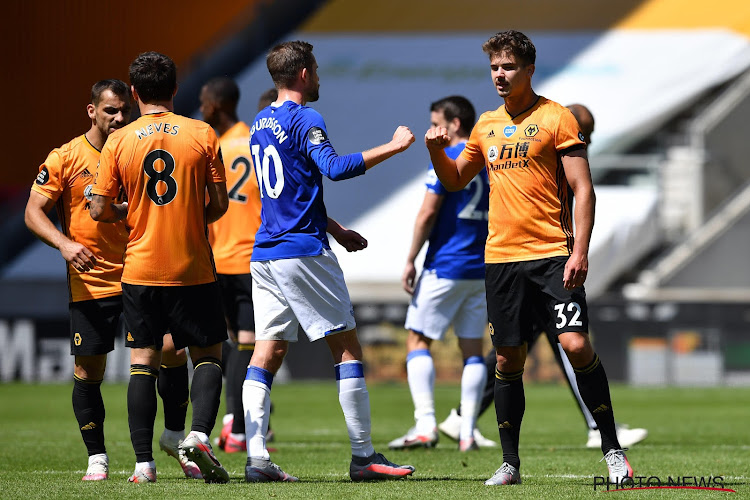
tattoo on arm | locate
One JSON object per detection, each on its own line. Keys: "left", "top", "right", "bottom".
{"left": 90, "top": 194, "right": 126, "bottom": 222}
{"left": 89, "top": 195, "right": 106, "bottom": 220}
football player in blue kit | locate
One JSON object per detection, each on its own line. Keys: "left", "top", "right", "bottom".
{"left": 388, "top": 96, "right": 492, "bottom": 453}
{"left": 241, "top": 40, "right": 417, "bottom": 483}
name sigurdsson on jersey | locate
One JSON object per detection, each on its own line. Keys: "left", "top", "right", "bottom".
{"left": 134, "top": 122, "right": 180, "bottom": 140}
{"left": 250, "top": 116, "right": 288, "bottom": 144}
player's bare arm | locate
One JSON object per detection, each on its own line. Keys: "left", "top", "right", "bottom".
{"left": 402, "top": 191, "right": 443, "bottom": 294}
{"left": 89, "top": 194, "right": 127, "bottom": 223}
{"left": 425, "top": 126, "right": 483, "bottom": 191}
{"left": 25, "top": 191, "right": 96, "bottom": 271}
{"left": 361, "top": 126, "right": 415, "bottom": 170}
{"left": 327, "top": 217, "right": 368, "bottom": 252}
{"left": 205, "top": 181, "right": 229, "bottom": 224}
{"left": 561, "top": 150, "right": 596, "bottom": 290}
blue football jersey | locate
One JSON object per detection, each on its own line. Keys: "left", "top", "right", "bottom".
{"left": 423, "top": 142, "right": 489, "bottom": 279}
{"left": 250, "top": 101, "right": 366, "bottom": 261}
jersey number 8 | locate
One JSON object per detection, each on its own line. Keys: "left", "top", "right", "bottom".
{"left": 143, "top": 149, "right": 177, "bottom": 206}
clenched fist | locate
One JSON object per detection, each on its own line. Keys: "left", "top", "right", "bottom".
{"left": 425, "top": 126, "right": 451, "bottom": 151}
{"left": 392, "top": 126, "right": 416, "bottom": 153}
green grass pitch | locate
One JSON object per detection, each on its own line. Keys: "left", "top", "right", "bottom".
{"left": 0, "top": 382, "right": 748, "bottom": 499}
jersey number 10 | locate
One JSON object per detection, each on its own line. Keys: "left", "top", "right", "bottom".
{"left": 251, "top": 144, "right": 285, "bottom": 199}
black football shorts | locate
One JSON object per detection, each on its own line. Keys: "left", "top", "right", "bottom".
{"left": 217, "top": 273, "right": 255, "bottom": 333}
{"left": 485, "top": 256, "right": 589, "bottom": 348}
{"left": 69, "top": 296, "right": 123, "bottom": 356}
{"left": 122, "top": 281, "right": 228, "bottom": 350}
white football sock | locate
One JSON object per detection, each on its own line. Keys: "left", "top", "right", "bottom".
{"left": 459, "top": 357, "right": 487, "bottom": 441}
{"left": 407, "top": 349, "right": 436, "bottom": 432}
{"left": 243, "top": 366, "right": 273, "bottom": 460}
{"left": 336, "top": 360, "right": 376, "bottom": 458}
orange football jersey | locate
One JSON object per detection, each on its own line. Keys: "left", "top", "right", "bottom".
{"left": 208, "top": 122, "right": 261, "bottom": 275}
{"left": 92, "top": 111, "right": 226, "bottom": 286}
{"left": 460, "top": 96, "right": 586, "bottom": 264}
{"left": 31, "top": 135, "right": 128, "bottom": 302}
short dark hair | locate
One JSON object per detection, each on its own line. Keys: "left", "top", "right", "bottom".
{"left": 482, "top": 30, "right": 536, "bottom": 66}
{"left": 129, "top": 51, "right": 177, "bottom": 103}
{"left": 266, "top": 41, "right": 315, "bottom": 88}
{"left": 257, "top": 88, "right": 278, "bottom": 111}
{"left": 91, "top": 79, "right": 129, "bottom": 105}
{"left": 203, "top": 76, "right": 240, "bottom": 110}
{"left": 431, "top": 95, "right": 476, "bottom": 136}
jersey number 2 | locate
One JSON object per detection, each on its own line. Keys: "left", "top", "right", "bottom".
{"left": 143, "top": 149, "right": 177, "bottom": 206}
{"left": 457, "top": 177, "right": 488, "bottom": 221}
{"left": 251, "top": 144, "right": 284, "bottom": 199}
{"left": 228, "top": 156, "right": 251, "bottom": 203}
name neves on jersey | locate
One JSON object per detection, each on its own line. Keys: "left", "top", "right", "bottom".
{"left": 135, "top": 122, "right": 180, "bottom": 140}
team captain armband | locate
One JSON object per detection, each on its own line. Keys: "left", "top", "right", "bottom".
{"left": 559, "top": 142, "right": 586, "bottom": 156}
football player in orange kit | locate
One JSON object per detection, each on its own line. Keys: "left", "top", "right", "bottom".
{"left": 425, "top": 30, "right": 635, "bottom": 486}
{"left": 201, "top": 77, "right": 262, "bottom": 454}
{"left": 25, "top": 79, "right": 131, "bottom": 482}
{"left": 91, "top": 52, "right": 229, "bottom": 483}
